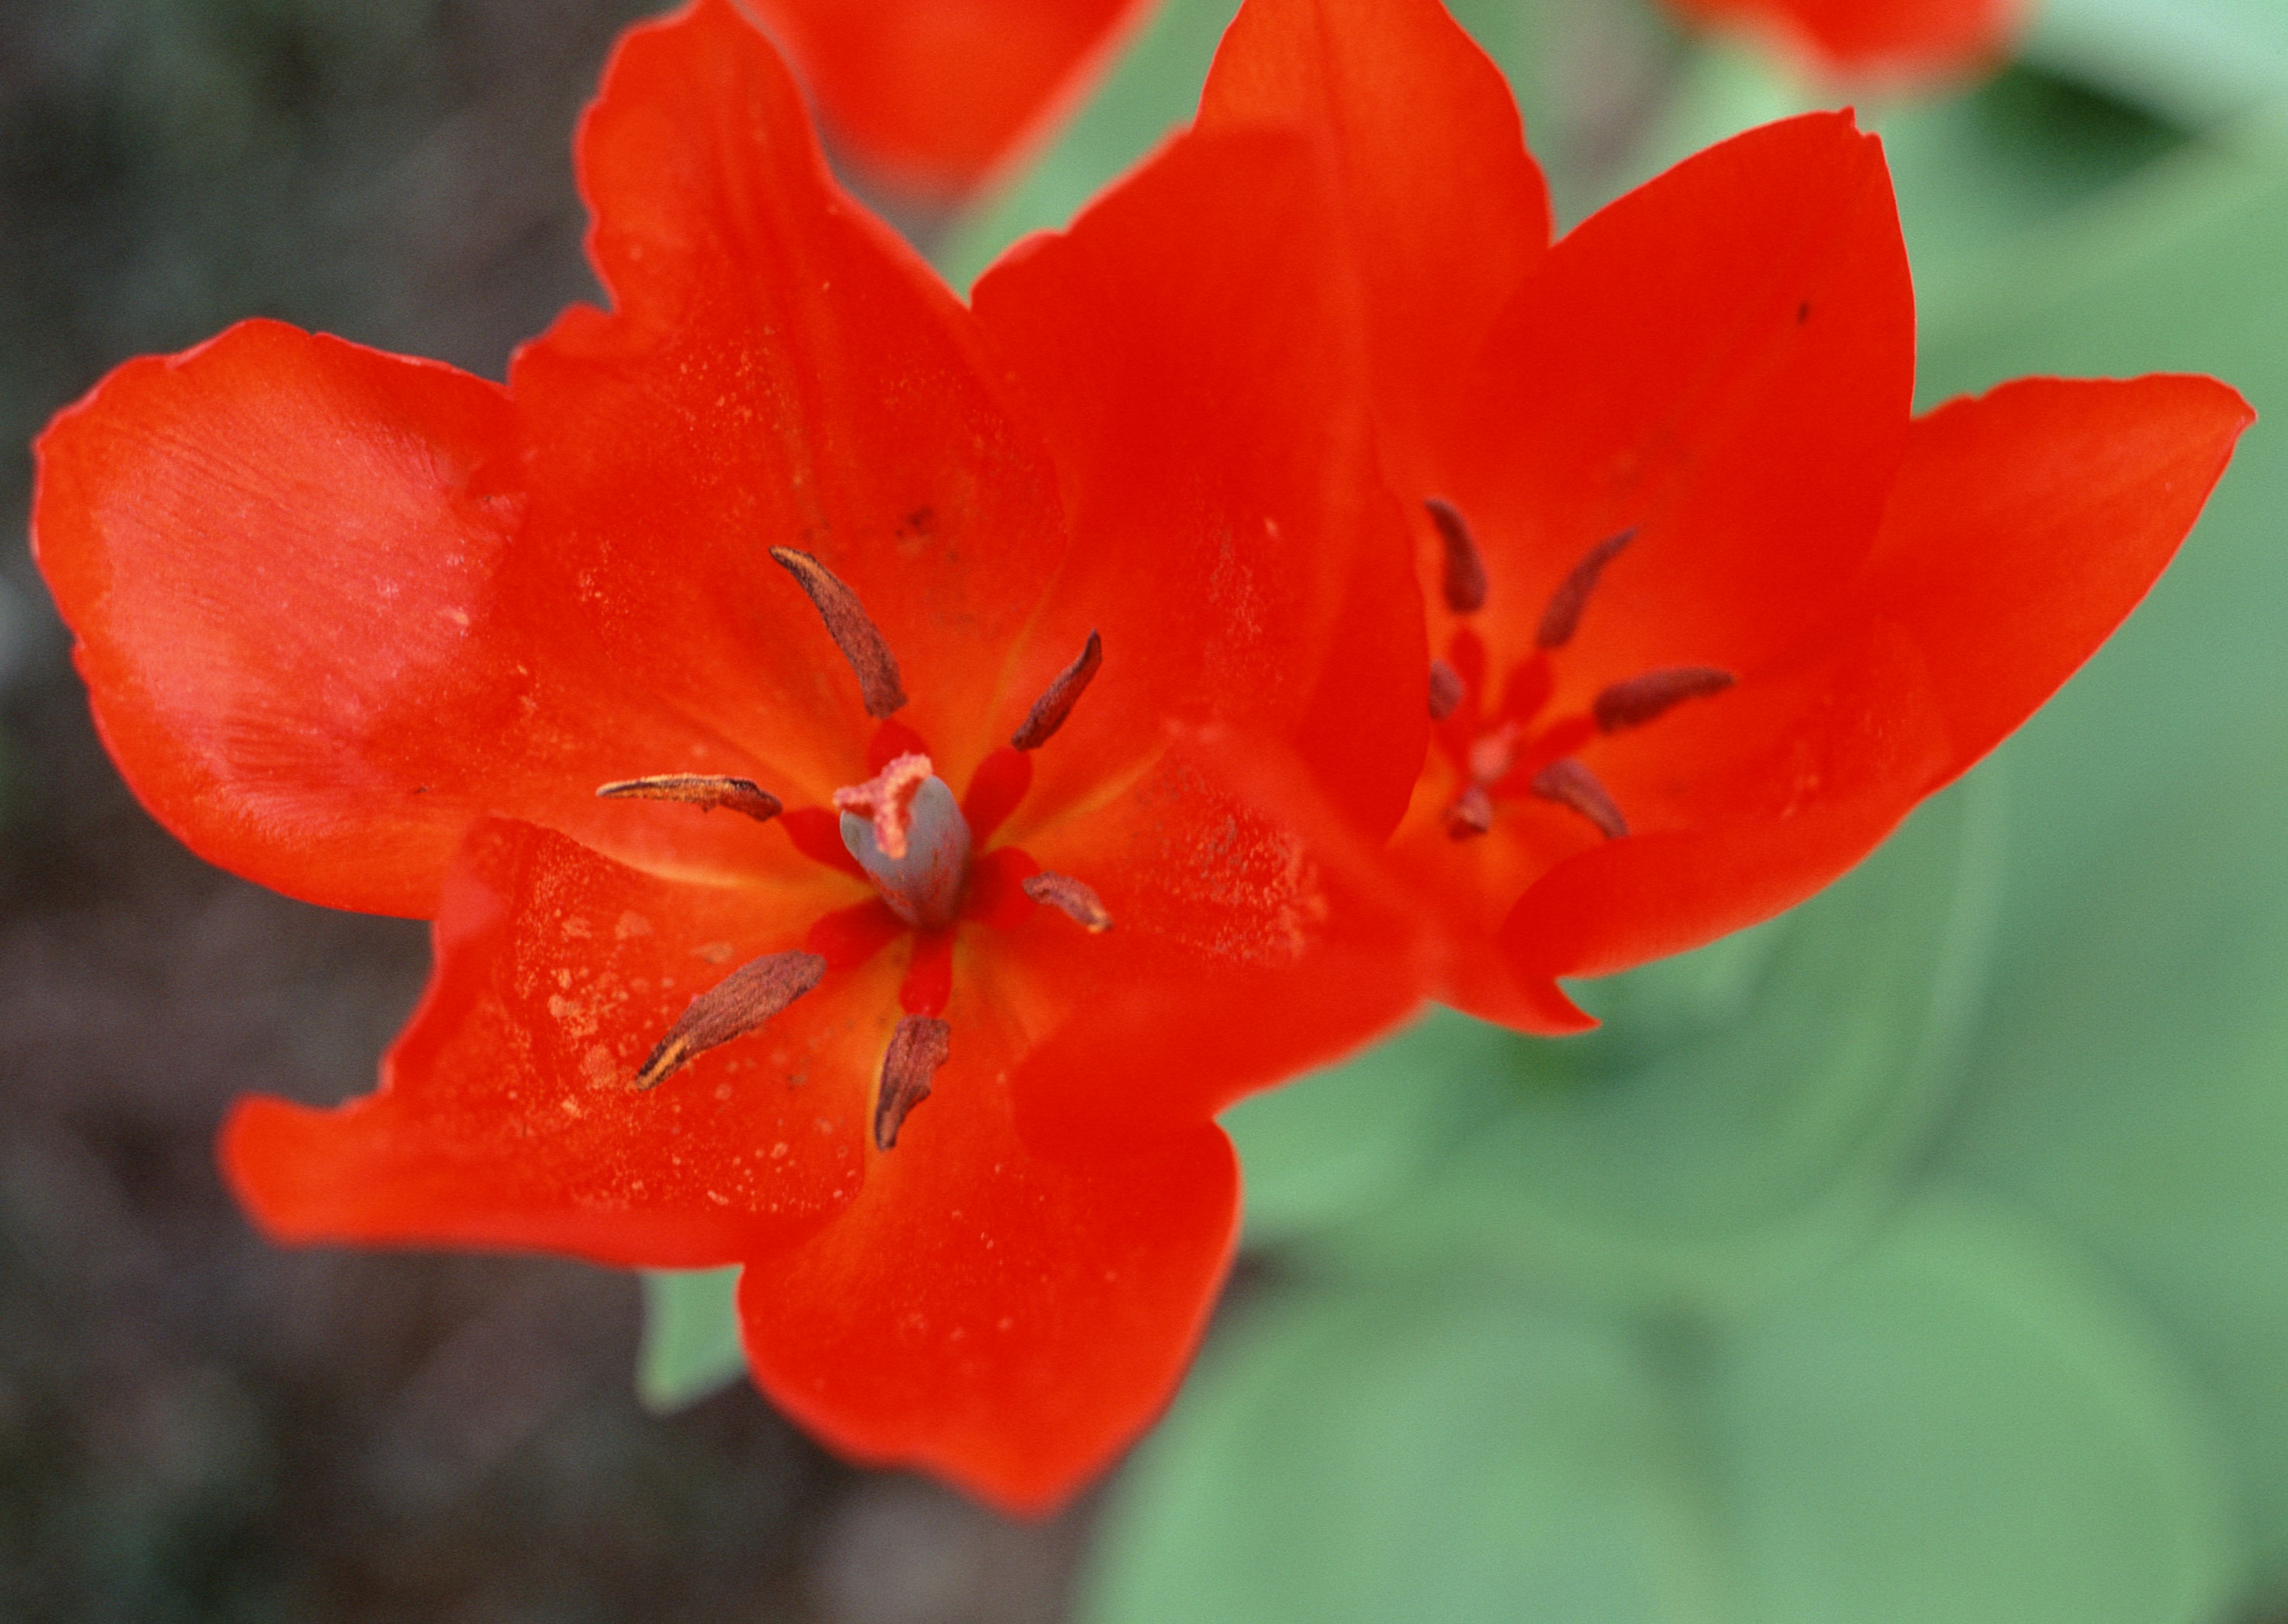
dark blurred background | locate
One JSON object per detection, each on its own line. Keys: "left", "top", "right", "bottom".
{"left": 0, "top": 2, "right": 1088, "bottom": 1618}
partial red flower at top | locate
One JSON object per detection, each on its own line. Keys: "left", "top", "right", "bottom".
{"left": 31, "top": 0, "right": 1433, "bottom": 1511}
{"left": 1196, "top": 0, "right": 2252, "bottom": 1032}
{"left": 1662, "top": 0, "right": 2024, "bottom": 80}
{"left": 741, "top": 0, "right": 1153, "bottom": 200}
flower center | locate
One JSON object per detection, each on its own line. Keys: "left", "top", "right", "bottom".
{"left": 835, "top": 755, "right": 971, "bottom": 928}
{"left": 1422, "top": 499, "right": 1734, "bottom": 842}
{"left": 597, "top": 548, "right": 1111, "bottom": 1152}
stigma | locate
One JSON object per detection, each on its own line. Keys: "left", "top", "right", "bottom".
{"left": 599, "top": 548, "right": 1115, "bottom": 1156}
{"left": 835, "top": 754, "right": 973, "bottom": 928}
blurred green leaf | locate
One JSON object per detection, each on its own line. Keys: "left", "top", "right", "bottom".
{"left": 1937, "top": 722, "right": 2288, "bottom": 1574}
{"left": 1913, "top": 134, "right": 2286, "bottom": 968}
{"left": 1087, "top": 1193, "right": 2229, "bottom": 1624}
{"left": 1712, "top": 1194, "right": 2235, "bottom": 1624}
{"left": 1879, "top": 65, "right": 2189, "bottom": 321}
{"left": 1446, "top": 0, "right": 1694, "bottom": 227}
{"left": 1605, "top": 38, "right": 1825, "bottom": 200}
{"left": 634, "top": 1266, "right": 745, "bottom": 1414}
{"left": 1301, "top": 773, "right": 2003, "bottom": 1312}
{"left": 1085, "top": 1287, "right": 1724, "bottom": 1624}
{"left": 2028, "top": 0, "right": 2288, "bottom": 129}
{"left": 1223, "top": 1008, "right": 1516, "bottom": 1248}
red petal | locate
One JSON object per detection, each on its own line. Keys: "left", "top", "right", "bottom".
{"left": 1862, "top": 375, "right": 2254, "bottom": 783}
{"left": 221, "top": 820, "right": 876, "bottom": 1266}
{"left": 1668, "top": 0, "right": 2022, "bottom": 78}
{"left": 739, "top": 1114, "right": 1238, "bottom": 1514}
{"left": 744, "top": 0, "right": 1153, "bottom": 200}
{"left": 1498, "top": 617, "right": 1954, "bottom": 985}
{"left": 1436, "top": 112, "right": 1914, "bottom": 689}
{"left": 510, "top": 0, "right": 1069, "bottom": 802}
{"left": 973, "top": 126, "right": 1426, "bottom": 841}
{"left": 1198, "top": 0, "right": 1551, "bottom": 480}
{"left": 30, "top": 320, "right": 772, "bottom": 917}
{"left": 1007, "top": 730, "right": 1434, "bottom": 1143}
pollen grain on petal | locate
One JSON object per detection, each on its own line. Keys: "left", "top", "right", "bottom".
{"left": 1425, "top": 497, "right": 1488, "bottom": 615}
{"left": 1530, "top": 758, "right": 1629, "bottom": 841}
{"left": 1536, "top": 529, "right": 1634, "bottom": 650}
{"left": 1021, "top": 870, "right": 1113, "bottom": 932}
{"left": 1011, "top": 629, "right": 1103, "bottom": 751}
{"left": 596, "top": 774, "right": 784, "bottom": 822}
{"left": 832, "top": 752, "right": 934, "bottom": 862}
{"left": 634, "top": 950, "right": 828, "bottom": 1091}
{"left": 1426, "top": 658, "right": 1465, "bottom": 721}
{"left": 768, "top": 546, "right": 908, "bottom": 717}
{"left": 874, "top": 1014, "right": 952, "bottom": 1151}
{"left": 1592, "top": 665, "right": 1734, "bottom": 733}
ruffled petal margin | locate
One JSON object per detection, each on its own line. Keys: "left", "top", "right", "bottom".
{"left": 739, "top": 1114, "right": 1238, "bottom": 1515}
{"left": 1864, "top": 373, "right": 2255, "bottom": 784}
{"left": 32, "top": 320, "right": 774, "bottom": 917}
{"left": 223, "top": 819, "right": 873, "bottom": 1266}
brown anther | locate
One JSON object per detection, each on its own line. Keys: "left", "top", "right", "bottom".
{"left": 1444, "top": 784, "right": 1495, "bottom": 840}
{"left": 1536, "top": 529, "right": 1635, "bottom": 649}
{"left": 1011, "top": 630, "right": 1103, "bottom": 751}
{"left": 1592, "top": 666, "right": 1735, "bottom": 734}
{"left": 832, "top": 752, "right": 933, "bottom": 862}
{"left": 1022, "top": 871, "right": 1113, "bottom": 932}
{"left": 768, "top": 547, "right": 908, "bottom": 718}
{"left": 1425, "top": 498, "right": 1489, "bottom": 614}
{"left": 633, "top": 950, "right": 826, "bottom": 1090}
{"left": 596, "top": 775, "right": 783, "bottom": 823}
{"left": 1531, "top": 758, "right": 1629, "bottom": 840}
{"left": 1426, "top": 659, "right": 1465, "bottom": 722}
{"left": 874, "top": 1015, "right": 952, "bottom": 1150}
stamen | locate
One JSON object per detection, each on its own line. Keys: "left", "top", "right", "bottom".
{"left": 1021, "top": 871, "right": 1113, "bottom": 932}
{"left": 633, "top": 950, "right": 826, "bottom": 1090}
{"left": 1426, "top": 659, "right": 1465, "bottom": 722}
{"left": 1447, "top": 624, "right": 1488, "bottom": 699}
{"left": 1497, "top": 653, "right": 1554, "bottom": 729}
{"left": 959, "top": 848, "right": 1041, "bottom": 930}
{"left": 596, "top": 775, "right": 783, "bottom": 823}
{"left": 1425, "top": 498, "right": 1488, "bottom": 614}
{"left": 768, "top": 547, "right": 909, "bottom": 718}
{"left": 1536, "top": 530, "right": 1634, "bottom": 650}
{"left": 1011, "top": 630, "right": 1103, "bottom": 751}
{"left": 779, "top": 806, "right": 869, "bottom": 879}
{"left": 806, "top": 900, "right": 905, "bottom": 970}
{"left": 1445, "top": 785, "right": 1495, "bottom": 840}
{"left": 1592, "top": 666, "right": 1735, "bottom": 733}
{"left": 960, "top": 748, "right": 1032, "bottom": 845}
{"left": 832, "top": 752, "right": 934, "bottom": 862}
{"left": 874, "top": 1015, "right": 952, "bottom": 1150}
{"left": 900, "top": 930, "right": 956, "bottom": 1017}
{"left": 1531, "top": 758, "right": 1629, "bottom": 840}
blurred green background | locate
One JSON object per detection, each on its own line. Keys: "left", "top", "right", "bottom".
{"left": 5, "top": 0, "right": 2287, "bottom": 1619}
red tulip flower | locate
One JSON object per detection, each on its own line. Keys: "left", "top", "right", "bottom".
{"left": 1199, "top": 0, "right": 2252, "bottom": 1032}
{"left": 32, "top": 0, "right": 1433, "bottom": 1510}
{"left": 742, "top": 0, "right": 1153, "bottom": 200}
{"left": 1663, "top": 0, "right": 2023, "bottom": 80}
